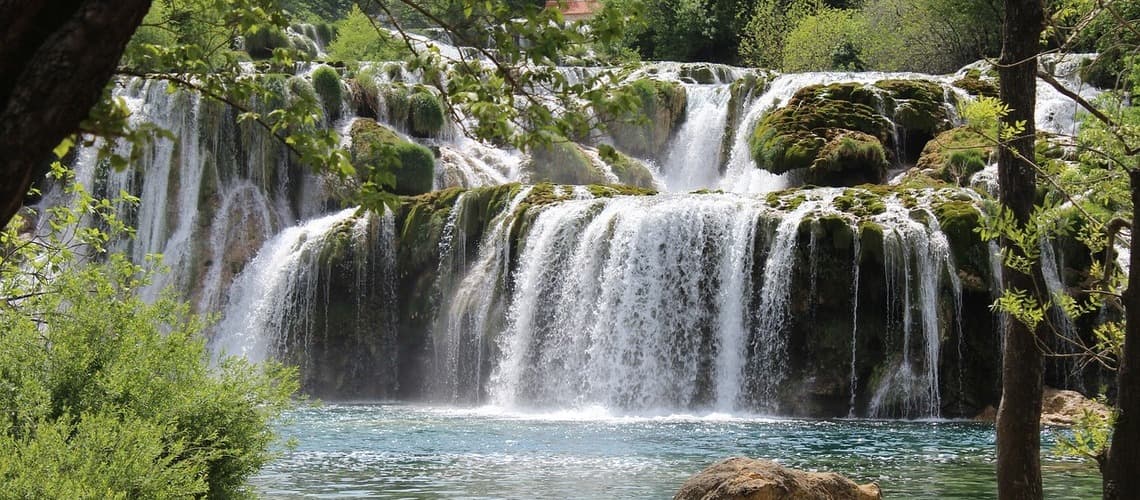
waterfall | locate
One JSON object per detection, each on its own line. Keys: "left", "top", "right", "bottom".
{"left": 748, "top": 194, "right": 836, "bottom": 410}
{"left": 868, "top": 196, "right": 962, "bottom": 418}
{"left": 212, "top": 208, "right": 400, "bottom": 396}
{"left": 212, "top": 208, "right": 360, "bottom": 363}
{"left": 848, "top": 236, "right": 861, "bottom": 417}
{"left": 430, "top": 187, "right": 534, "bottom": 403}
{"left": 1040, "top": 238, "right": 1082, "bottom": 389}
{"left": 490, "top": 194, "right": 768, "bottom": 412}
{"left": 658, "top": 85, "right": 732, "bottom": 191}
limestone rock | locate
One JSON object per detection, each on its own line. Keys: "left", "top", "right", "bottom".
{"left": 674, "top": 457, "right": 882, "bottom": 500}
{"left": 974, "top": 387, "right": 1111, "bottom": 427}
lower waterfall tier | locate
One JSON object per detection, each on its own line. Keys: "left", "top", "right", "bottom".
{"left": 211, "top": 183, "right": 1107, "bottom": 418}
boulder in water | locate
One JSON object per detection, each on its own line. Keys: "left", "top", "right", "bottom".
{"left": 674, "top": 457, "right": 882, "bottom": 500}
{"left": 974, "top": 387, "right": 1112, "bottom": 426}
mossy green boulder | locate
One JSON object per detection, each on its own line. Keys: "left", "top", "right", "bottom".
{"left": 350, "top": 118, "right": 435, "bottom": 196}
{"left": 598, "top": 144, "right": 656, "bottom": 189}
{"left": 311, "top": 65, "right": 343, "bottom": 121}
{"left": 381, "top": 86, "right": 446, "bottom": 138}
{"left": 915, "top": 127, "right": 994, "bottom": 186}
{"left": 523, "top": 139, "right": 609, "bottom": 185}
{"left": 749, "top": 79, "right": 954, "bottom": 187}
{"left": 603, "top": 79, "right": 687, "bottom": 159}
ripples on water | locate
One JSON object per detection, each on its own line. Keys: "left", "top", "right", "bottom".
{"left": 256, "top": 404, "right": 1100, "bottom": 499}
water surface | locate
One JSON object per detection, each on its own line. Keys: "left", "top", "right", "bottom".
{"left": 256, "top": 404, "right": 1100, "bottom": 499}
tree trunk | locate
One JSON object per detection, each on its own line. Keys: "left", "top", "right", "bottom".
{"left": 0, "top": 0, "right": 152, "bottom": 230}
{"left": 995, "top": 1, "right": 1045, "bottom": 499}
{"left": 1104, "top": 170, "right": 1140, "bottom": 499}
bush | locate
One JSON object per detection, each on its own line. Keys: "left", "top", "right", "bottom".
{"left": 311, "top": 65, "right": 344, "bottom": 121}
{"left": 327, "top": 5, "right": 407, "bottom": 62}
{"left": 0, "top": 258, "right": 297, "bottom": 498}
{"left": 782, "top": 8, "right": 871, "bottom": 72}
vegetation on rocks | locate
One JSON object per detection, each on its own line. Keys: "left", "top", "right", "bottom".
{"left": 350, "top": 118, "right": 435, "bottom": 196}
{"left": 603, "top": 79, "right": 688, "bottom": 159}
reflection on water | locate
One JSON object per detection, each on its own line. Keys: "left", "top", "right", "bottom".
{"left": 256, "top": 404, "right": 1100, "bottom": 499}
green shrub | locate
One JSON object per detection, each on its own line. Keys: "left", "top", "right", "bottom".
{"left": 0, "top": 259, "right": 297, "bottom": 499}
{"left": 311, "top": 65, "right": 344, "bottom": 121}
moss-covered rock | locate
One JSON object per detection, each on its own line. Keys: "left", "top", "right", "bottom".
{"left": 597, "top": 144, "right": 656, "bottom": 189}
{"left": 244, "top": 27, "right": 290, "bottom": 59}
{"left": 378, "top": 85, "right": 446, "bottom": 138}
{"left": 409, "top": 90, "right": 445, "bottom": 137}
{"left": 350, "top": 118, "right": 435, "bottom": 196}
{"left": 749, "top": 83, "right": 892, "bottom": 183}
{"left": 522, "top": 139, "right": 608, "bottom": 186}
{"left": 807, "top": 131, "right": 890, "bottom": 187}
{"left": 874, "top": 79, "right": 954, "bottom": 140}
{"left": 604, "top": 78, "right": 687, "bottom": 159}
{"left": 311, "top": 65, "right": 343, "bottom": 121}
{"left": 933, "top": 199, "right": 989, "bottom": 291}
{"left": 953, "top": 69, "right": 999, "bottom": 97}
{"left": 915, "top": 127, "right": 994, "bottom": 186}
{"left": 749, "top": 80, "right": 954, "bottom": 186}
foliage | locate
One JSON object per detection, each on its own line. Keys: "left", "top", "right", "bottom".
{"left": 326, "top": 5, "right": 408, "bottom": 62}
{"left": 0, "top": 160, "right": 297, "bottom": 498}
{"left": 781, "top": 8, "right": 871, "bottom": 72}
{"left": 739, "top": 0, "right": 823, "bottom": 68}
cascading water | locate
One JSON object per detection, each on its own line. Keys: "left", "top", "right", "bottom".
{"left": 868, "top": 197, "right": 962, "bottom": 418}
{"left": 658, "top": 85, "right": 732, "bottom": 191}
{"left": 490, "top": 194, "right": 770, "bottom": 412}
{"left": 60, "top": 55, "right": 1112, "bottom": 420}
{"left": 430, "top": 187, "right": 534, "bottom": 403}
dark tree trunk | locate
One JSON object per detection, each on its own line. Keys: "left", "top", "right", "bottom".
{"left": 995, "top": 1, "right": 1045, "bottom": 499}
{"left": 1104, "top": 170, "right": 1140, "bottom": 499}
{"left": 0, "top": 0, "right": 152, "bottom": 230}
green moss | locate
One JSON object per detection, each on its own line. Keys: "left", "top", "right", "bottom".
{"left": 809, "top": 131, "right": 889, "bottom": 187}
{"left": 875, "top": 79, "right": 953, "bottom": 137}
{"left": 952, "top": 74, "right": 999, "bottom": 97}
{"left": 815, "top": 215, "right": 854, "bottom": 251}
{"left": 382, "top": 86, "right": 411, "bottom": 127}
{"left": 915, "top": 127, "right": 994, "bottom": 186}
{"left": 933, "top": 200, "right": 989, "bottom": 290}
{"left": 409, "top": 90, "right": 445, "bottom": 137}
{"left": 244, "top": 27, "right": 290, "bottom": 59}
{"left": 858, "top": 220, "right": 885, "bottom": 264}
{"left": 832, "top": 188, "right": 886, "bottom": 218}
{"left": 586, "top": 184, "right": 657, "bottom": 198}
{"left": 350, "top": 119, "right": 435, "bottom": 196}
{"left": 525, "top": 139, "right": 608, "bottom": 185}
{"left": 749, "top": 83, "right": 893, "bottom": 183}
{"left": 311, "top": 65, "right": 343, "bottom": 120}
{"left": 597, "top": 144, "right": 655, "bottom": 188}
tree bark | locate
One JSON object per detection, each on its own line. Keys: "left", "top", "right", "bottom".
{"left": 0, "top": 0, "right": 152, "bottom": 230}
{"left": 995, "top": 1, "right": 1045, "bottom": 499}
{"left": 1104, "top": 170, "right": 1140, "bottom": 499}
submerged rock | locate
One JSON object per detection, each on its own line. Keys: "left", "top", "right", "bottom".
{"left": 674, "top": 457, "right": 881, "bottom": 500}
